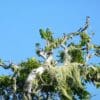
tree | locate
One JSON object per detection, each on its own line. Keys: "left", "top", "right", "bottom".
{"left": 0, "top": 17, "right": 100, "bottom": 100}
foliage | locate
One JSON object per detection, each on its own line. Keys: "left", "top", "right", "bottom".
{"left": 0, "top": 17, "right": 100, "bottom": 100}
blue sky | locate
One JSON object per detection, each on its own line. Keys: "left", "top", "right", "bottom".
{"left": 0, "top": 0, "right": 100, "bottom": 99}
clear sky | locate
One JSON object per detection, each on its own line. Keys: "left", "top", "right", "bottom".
{"left": 0, "top": 0, "right": 100, "bottom": 99}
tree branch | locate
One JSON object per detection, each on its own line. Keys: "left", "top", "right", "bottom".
{"left": 78, "top": 16, "right": 90, "bottom": 32}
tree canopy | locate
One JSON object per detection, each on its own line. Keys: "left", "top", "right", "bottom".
{"left": 0, "top": 17, "right": 100, "bottom": 100}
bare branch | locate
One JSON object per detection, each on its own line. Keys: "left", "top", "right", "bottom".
{"left": 39, "top": 50, "right": 47, "bottom": 59}
{"left": 78, "top": 16, "right": 90, "bottom": 32}
{"left": 63, "top": 16, "right": 90, "bottom": 40}
{"left": 85, "top": 53, "right": 95, "bottom": 64}
{"left": 0, "top": 63, "right": 11, "bottom": 69}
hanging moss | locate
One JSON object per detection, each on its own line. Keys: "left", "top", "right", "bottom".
{"left": 34, "top": 63, "right": 88, "bottom": 100}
